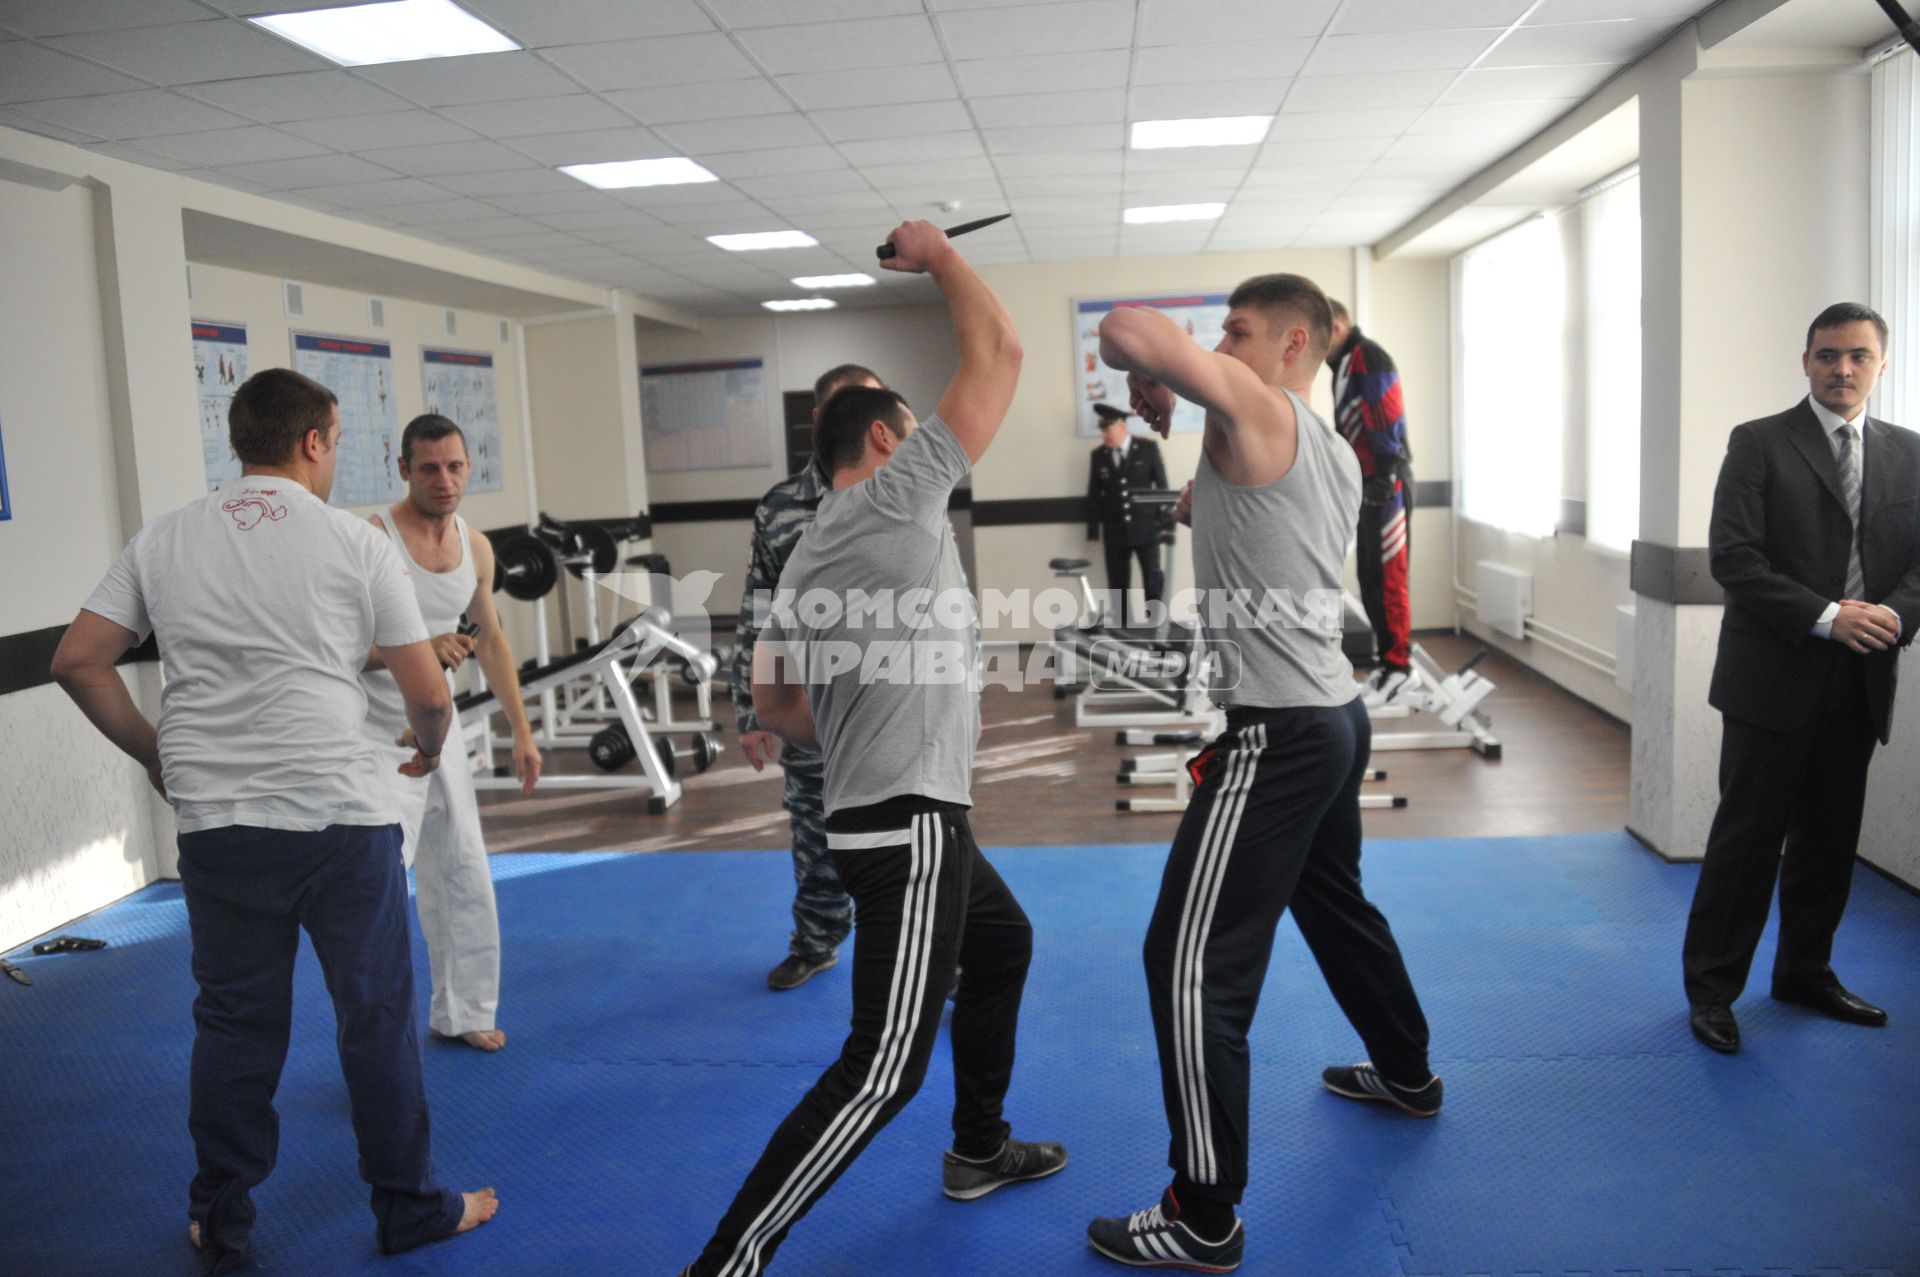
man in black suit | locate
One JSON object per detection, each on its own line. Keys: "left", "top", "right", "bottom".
{"left": 1086, "top": 402, "right": 1169, "bottom": 626}
{"left": 1684, "top": 302, "right": 1920, "bottom": 1054}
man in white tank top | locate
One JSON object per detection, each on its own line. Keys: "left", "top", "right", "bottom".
{"left": 363, "top": 414, "right": 543, "bottom": 1053}
{"left": 1084, "top": 276, "right": 1437, "bottom": 1274}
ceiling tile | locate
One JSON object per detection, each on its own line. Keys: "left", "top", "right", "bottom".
{"left": 836, "top": 131, "right": 986, "bottom": 165}
{"left": 879, "top": 177, "right": 1006, "bottom": 204}
{"left": 1257, "top": 135, "right": 1392, "bottom": 165}
{"left": 1281, "top": 70, "right": 1456, "bottom": 112}
{"left": 645, "top": 197, "right": 773, "bottom": 224}
{"left": 460, "top": 0, "right": 713, "bottom": 46}
{"left": 435, "top": 168, "right": 580, "bottom": 196}
{"left": 780, "top": 62, "right": 960, "bottom": 110}
{"left": 612, "top": 180, "right": 756, "bottom": 207}
{"left": 604, "top": 78, "right": 792, "bottom": 125}
{"left": 504, "top": 126, "right": 673, "bottom": 165}
{"left": 1379, "top": 131, "right": 1513, "bottom": 162}
{"left": 737, "top": 15, "right": 943, "bottom": 73}
{"left": 376, "top": 197, "right": 511, "bottom": 225}
{"left": 985, "top": 123, "right": 1123, "bottom": 154}
{"left": 358, "top": 139, "right": 534, "bottom": 176}
{"left": 1437, "top": 63, "right": 1615, "bottom": 104}
{"left": 953, "top": 49, "right": 1130, "bottom": 97}
{"left": 281, "top": 109, "right": 479, "bottom": 149}
{"left": 1133, "top": 38, "right": 1316, "bottom": 85}
{"left": 439, "top": 94, "right": 632, "bottom": 138}
{"left": 84, "top": 140, "right": 197, "bottom": 170}
{"left": 753, "top": 189, "right": 891, "bottom": 214}
{"left": 1481, "top": 19, "right": 1674, "bottom": 67}
{"left": 1266, "top": 106, "right": 1421, "bottom": 141}
{"left": 1304, "top": 28, "right": 1505, "bottom": 75}
{"left": 938, "top": 0, "right": 1136, "bottom": 60}
{"left": 1124, "top": 143, "right": 1259, "bottom": 170}
{"left": 809, "top": 100, "right": 975, "bottom": 141}
{"left": 1329, "top": 0, "right": 1531, "bottom": 35}
{"left": 321, "top": 177, "right": 460, "bottom": 206}
{"left": 0, "top": 0, "right": 210, "bottom": 36}
{"left": 1526, "top": 0, "right": 1704, "bottom": 21}
{"left": 863, "top": 155, "right": 998, "bottom": 185}
{"left": 708, "top": 0, "right": 924, "bottom": 23}
{"left": 654, "top": 113, "right": 826, "bottom": 154}
{"left": 1137, "top": 0, "right": 1341, "bottom": 44}
{"left": 968, "top": 88, "right": 1124, "bottom": 130}
{"left": 487, "top": 190, "right": 627, "bottom": 215}
{"left": 212, "top": 152, "right": 401, "bottom": 188}
{"left": 1129, "top": 79, "right": 1288, "bottom": 119}
{"left": 1410, "top": 100, "right": 1567, "bottom": 136}
{"left": 734, "top": 170, "right": 876, "bottom": 199}
{"left": 538, "top": 207, "right": 663, "bottom": 232}
{"left": 139, "top": 124, "right": 330, "bottom": 165}
{"left": 0, "top": 108, "right": 99, "bottom": 143}
{"left": 12, "top": 88, "right": 250, "bottom": 139}
{"left": 1123, "top": 176, "right": 1241, "bottom": 201}
{"left": 181, "top": 70, "right": 416, "bottom": 121}
{"left": 704, "top": 144, "right": 849, "bottom": 179}
{"left": 541, "top": 34, "right": 760, "bottom": 91}
{"left": 1239, "top": 160, "right": 1370, "bottom": 184}
{"left": 993, "top": 150, "right": 1122, "bottom": 176}
{"left": 357, "top": 51, "right": 580, "bottom": 105}
{"left": 50, "top": 19, "right": 326, "bottom": 84}
{"left": 0, "top": 40, "right": 144, "bottom": 101}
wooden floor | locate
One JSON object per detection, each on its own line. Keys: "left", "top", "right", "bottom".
{"left": 475, "top": 633, "right": 1629, "bottom": 854}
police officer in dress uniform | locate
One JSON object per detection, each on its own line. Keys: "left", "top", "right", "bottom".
{"left": 1087, "top": 402, "right": 1169, "bottom": 626}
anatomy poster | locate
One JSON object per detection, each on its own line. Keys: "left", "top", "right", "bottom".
{"left": 422, "top": 347, "right": 504, "bottom": 493}
{"left": 1072, "top": 293, "right": 1231, "bottom": 436}
{"left": 640, "top": 357, "right": 771, "bottom": 472}
{"left": 192, "top": 320, "right": 249, "bottom": 490}
{"left": 292, "top": 331, "right": 399, "bottom": 509}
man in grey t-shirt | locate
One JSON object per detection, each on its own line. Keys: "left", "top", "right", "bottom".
{"left": 678, "top": 222, "right": 1065, "bottom": 1277}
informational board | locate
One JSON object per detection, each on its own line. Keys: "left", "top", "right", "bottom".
{"left": 0, "top": 415, "right": 10, "bottom": 522}
{"left": 422, "top": 347, "right": 504, "bottom": 494}
{"left": 191, "top": 319, "right": 249, "bottom": 491}
{"left": 292, "top": 331, "right": 399, "bottom": 509}
{"left": 1072, "top": 293, "right": 1232, "bottom": 436}
{"left": 640, "top": 357, "right": 771, "bottom": 472}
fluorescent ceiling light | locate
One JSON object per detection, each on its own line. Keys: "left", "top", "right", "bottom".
{"left": 1130, "top": 116, "right": 1272, "bottom": 149}
{"left": 709, "top": 230, "right": 819, "bottom": 251}
{"left": 1124, "top": 203, "right": 1227, "bottom": 225}
{"left": 791, "top": 273, "right": 875, "bottom": 288}
{"left": 250, "top": 0, "right": 518, "bottom": 67}
{"left": 561, "top": 157, "right": 718, "bottom": 189}
{"left": 763, "top": 298, "right": 838, "bottom": 312}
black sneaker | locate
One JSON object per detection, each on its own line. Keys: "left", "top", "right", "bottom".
{"left": 1087, "top": 1189, "right": 1243, "bottom": 1271}
{"left": 766, "top": 952, "right": 836, "bottom": 991}
{"left": 941, "top": 1138, "right": 1068, "bottom": 1200}
{"left": 1321, "top": 1061, "right": 1443, "bottom": 1117}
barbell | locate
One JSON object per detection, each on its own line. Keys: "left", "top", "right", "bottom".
{"left": 491, "top": 531, "right": 560, "bottom": 602}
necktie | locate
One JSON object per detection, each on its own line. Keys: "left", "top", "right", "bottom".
{"left": 1837, "top": 423, "right": 1866, "bottom": 600}
{"left": 1112, "top": 447, "right": 1124, "bottom": 469}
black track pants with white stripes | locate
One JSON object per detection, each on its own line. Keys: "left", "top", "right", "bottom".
{"left": 688, "top": 805, "right": 1033, "bottom": 1276}
{"left": 1144, "top": 698, "right": 1430, "bottom": 1205}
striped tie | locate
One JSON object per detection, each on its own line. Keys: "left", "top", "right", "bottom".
{"left": 1837, "top": 423, "right": 1866, "bottom": 600}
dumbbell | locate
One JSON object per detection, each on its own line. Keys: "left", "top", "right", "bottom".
{"left": 588, "top": 725, "right": 720, "bottom": 777}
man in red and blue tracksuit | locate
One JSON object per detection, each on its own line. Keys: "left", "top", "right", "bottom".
{"left": 1326, "top": 300, "right": 1413, "bottom": 692}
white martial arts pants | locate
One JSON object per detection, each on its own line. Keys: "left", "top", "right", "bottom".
{"left": 374, "top": 706, "right": 502, "bottom": 1038}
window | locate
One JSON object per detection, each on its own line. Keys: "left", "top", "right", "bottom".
{"left": 1872, "top": 45, "right": 1917, "bottom": 430}
{"left": 1457, "top": 216, "right": 1565, "bottom": 537}
{"left": 1582, "top": 172, "right": 1642, "bottom": 551}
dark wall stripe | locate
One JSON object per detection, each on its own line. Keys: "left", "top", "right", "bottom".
{"left": 1631, "top": 540, "right": 1721, "bottom": 605}
{"left": 652, "top": 489, "right": 974, "bottom": 524}
{"left": 1, "top": 626, "right": 158, "bottom": 699}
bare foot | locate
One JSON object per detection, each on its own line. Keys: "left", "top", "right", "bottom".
{"left": 432, "top": 1027, "right": 507, "bottom": 1052}
{"left": 456, "top": 1187, "right": 499, "bottom": 1235}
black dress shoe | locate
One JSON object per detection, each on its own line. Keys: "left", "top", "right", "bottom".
{"left": 1690, "top": 1003, "right": 1740, "bottom": 1053}
{"left": 1771, "top": 982, "right": 1888, "bottom": 1026}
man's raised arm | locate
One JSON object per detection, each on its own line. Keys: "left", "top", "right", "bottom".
{"left": 880, "top": 220, "right": 1023, "bottom": 463}
{"left": 1098, "top": 306, "right": 1274, "bottom": 437}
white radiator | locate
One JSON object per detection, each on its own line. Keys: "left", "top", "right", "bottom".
{"left": 1474, "top": 561, "right": 1533, "bottom": 640}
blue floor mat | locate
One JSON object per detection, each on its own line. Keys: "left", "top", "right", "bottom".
{"left": 2, "top": 832, "right": 1916, "bottom": 1277}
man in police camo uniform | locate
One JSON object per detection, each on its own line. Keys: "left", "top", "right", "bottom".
{"left": 731, "top": 364, "right": 884, "bottom": 990}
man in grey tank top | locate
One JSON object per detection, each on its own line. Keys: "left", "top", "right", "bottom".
{"left": 1085, "top": 275, "right": 1437, "bottom": 1273}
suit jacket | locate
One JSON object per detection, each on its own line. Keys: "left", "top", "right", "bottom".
{"left": 1086, "top": 437, "right": 1168, "bottom": 547}
{"left": 1707, "top": 399, "right": 1920, "bottom": 743}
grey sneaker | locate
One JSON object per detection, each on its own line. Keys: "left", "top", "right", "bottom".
{"left": 1087, "top": 1188, "right": 1243, "bottom": 1271}
{"left": 1321, "top": 1061, "right": 1443, "bottom": 1117}
{"left": 941, "top": 1138, "right": 1068, "bottom": 1200}
{"left": 766, "top": 952, "right": 837, "bottom": 991}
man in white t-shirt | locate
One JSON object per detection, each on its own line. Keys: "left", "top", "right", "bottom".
{"left": 363, "top": 412, "right": 543, "bottom": 1053}
{"left": 51, "top": 368, "right": 498, "bottom": 1273}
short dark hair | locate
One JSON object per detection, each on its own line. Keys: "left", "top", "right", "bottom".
{"left": 1328, "top": 298, "right": 1351, "bottom": 324}
{"left": 401, "top": 412, "right": 467, "bottom": 463}
{"left": 1806, "top": 302, "right": 1888, "bottom": 355}
{"left": 813, "top": 363, "right": 882, "bottom": 409}
{"left": 815, "top": 385, "right": 913, "bottom": 475}
{"left": 229, "top": 368, "right": 337, "bottom": 466}
{"left": 1228, "top": 273, "right": 1335, "bottom": 364}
